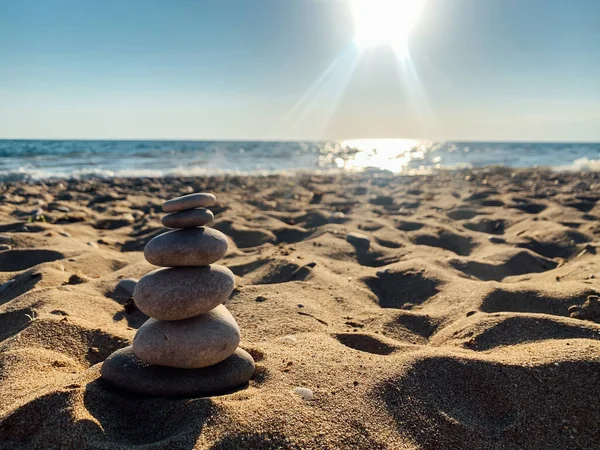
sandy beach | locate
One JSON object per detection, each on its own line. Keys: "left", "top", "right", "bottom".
{"left": 1, "top": 168, "right": 600, "bottom": 449}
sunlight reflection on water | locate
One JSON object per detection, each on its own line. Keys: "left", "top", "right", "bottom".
{"left": 336, "top": 138, "right": 433, "bottom": 172}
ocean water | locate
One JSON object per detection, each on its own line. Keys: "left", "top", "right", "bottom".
{"left": 0, "top": 139, "right": 599, "bottom": 181}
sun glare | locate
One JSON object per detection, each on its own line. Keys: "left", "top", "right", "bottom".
{"left": 350, "top": 0, "right": 425, "bottom": 55}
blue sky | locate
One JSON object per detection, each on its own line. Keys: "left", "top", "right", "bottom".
{"left": 1, "top": 0, "right": 598, "bottom": 141}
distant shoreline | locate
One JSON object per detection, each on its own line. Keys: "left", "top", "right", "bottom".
{"left": 1, "top": 140, "right": 599, "bottom": 182}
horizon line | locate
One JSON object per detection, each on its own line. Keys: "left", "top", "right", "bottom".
{"left": 1, "top": 137, "right": 599, "bottom": 144}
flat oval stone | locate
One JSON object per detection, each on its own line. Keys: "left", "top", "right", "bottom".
{"left": 116, "top": 278, "right": 137, "bottom": 297}
{"left": 163, "top": 193, "right": 216, "bottom": 213}
{"left": 144, "top": 227, "right": 228, "bottom": 267}
{"left": 101, "top": 346, "right": 255, "bottom": 398}
{"left": 162, "top": 208, "right": 214, "bottom": 229}
{"left": 134, "top": 265, "right": 235, "bottom": 320}
{"left": 133, "top": 304, "right": 240, "bottom": 368}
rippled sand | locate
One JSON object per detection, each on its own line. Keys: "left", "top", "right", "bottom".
{"left": 1, "top": 169, "right": 600, "bottom": 449}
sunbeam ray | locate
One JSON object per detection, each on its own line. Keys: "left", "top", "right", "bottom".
{"left": 393, "top": 54, "right": 439, "bottom": 137}
{"left": 271, "top": 45, "right": 360, "bottom": 139}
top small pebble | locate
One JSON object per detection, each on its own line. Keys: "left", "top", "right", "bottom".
{"left": 162, "top": 193, "right": 216, "bottom": 213}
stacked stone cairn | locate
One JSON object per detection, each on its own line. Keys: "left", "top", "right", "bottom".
{"left": 102, "top": 193, "right": 255, "bottom": 397}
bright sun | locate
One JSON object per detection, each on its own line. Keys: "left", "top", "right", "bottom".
{"left": 350, "top": 0, "right": 425, "bottom": 54}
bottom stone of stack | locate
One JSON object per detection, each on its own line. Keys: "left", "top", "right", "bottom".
{"left": 101, "top": 346, "right": 255, "bottom": 397}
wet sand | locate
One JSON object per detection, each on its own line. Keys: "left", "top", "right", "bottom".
{"left": 1, "top": 168, "right": 600, "bottom": 449}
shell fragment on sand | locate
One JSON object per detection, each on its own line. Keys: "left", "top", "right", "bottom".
{"left": 144, "top": 227, "right": 228, "bottom": 267}
{"left": 162, "top": 208, "right": 214, "bottom": 229}
{"left": 101, "top": 346, "right": 255, "bottom": 398}
{"left": 293, "top": 387, "right": 314, "bottom": 400}
{"left": 133, "top": 304, "right": 240, "bottom": 369}
{"left": 134, "top": 265, "right": 235, "bottom": 320}
{"left": 162, "top": 193, "right": 216, "bottom": 213}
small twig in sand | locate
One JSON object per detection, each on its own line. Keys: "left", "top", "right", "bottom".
{"left": 297, "top": 311, "right": 329, "bottom": 326}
